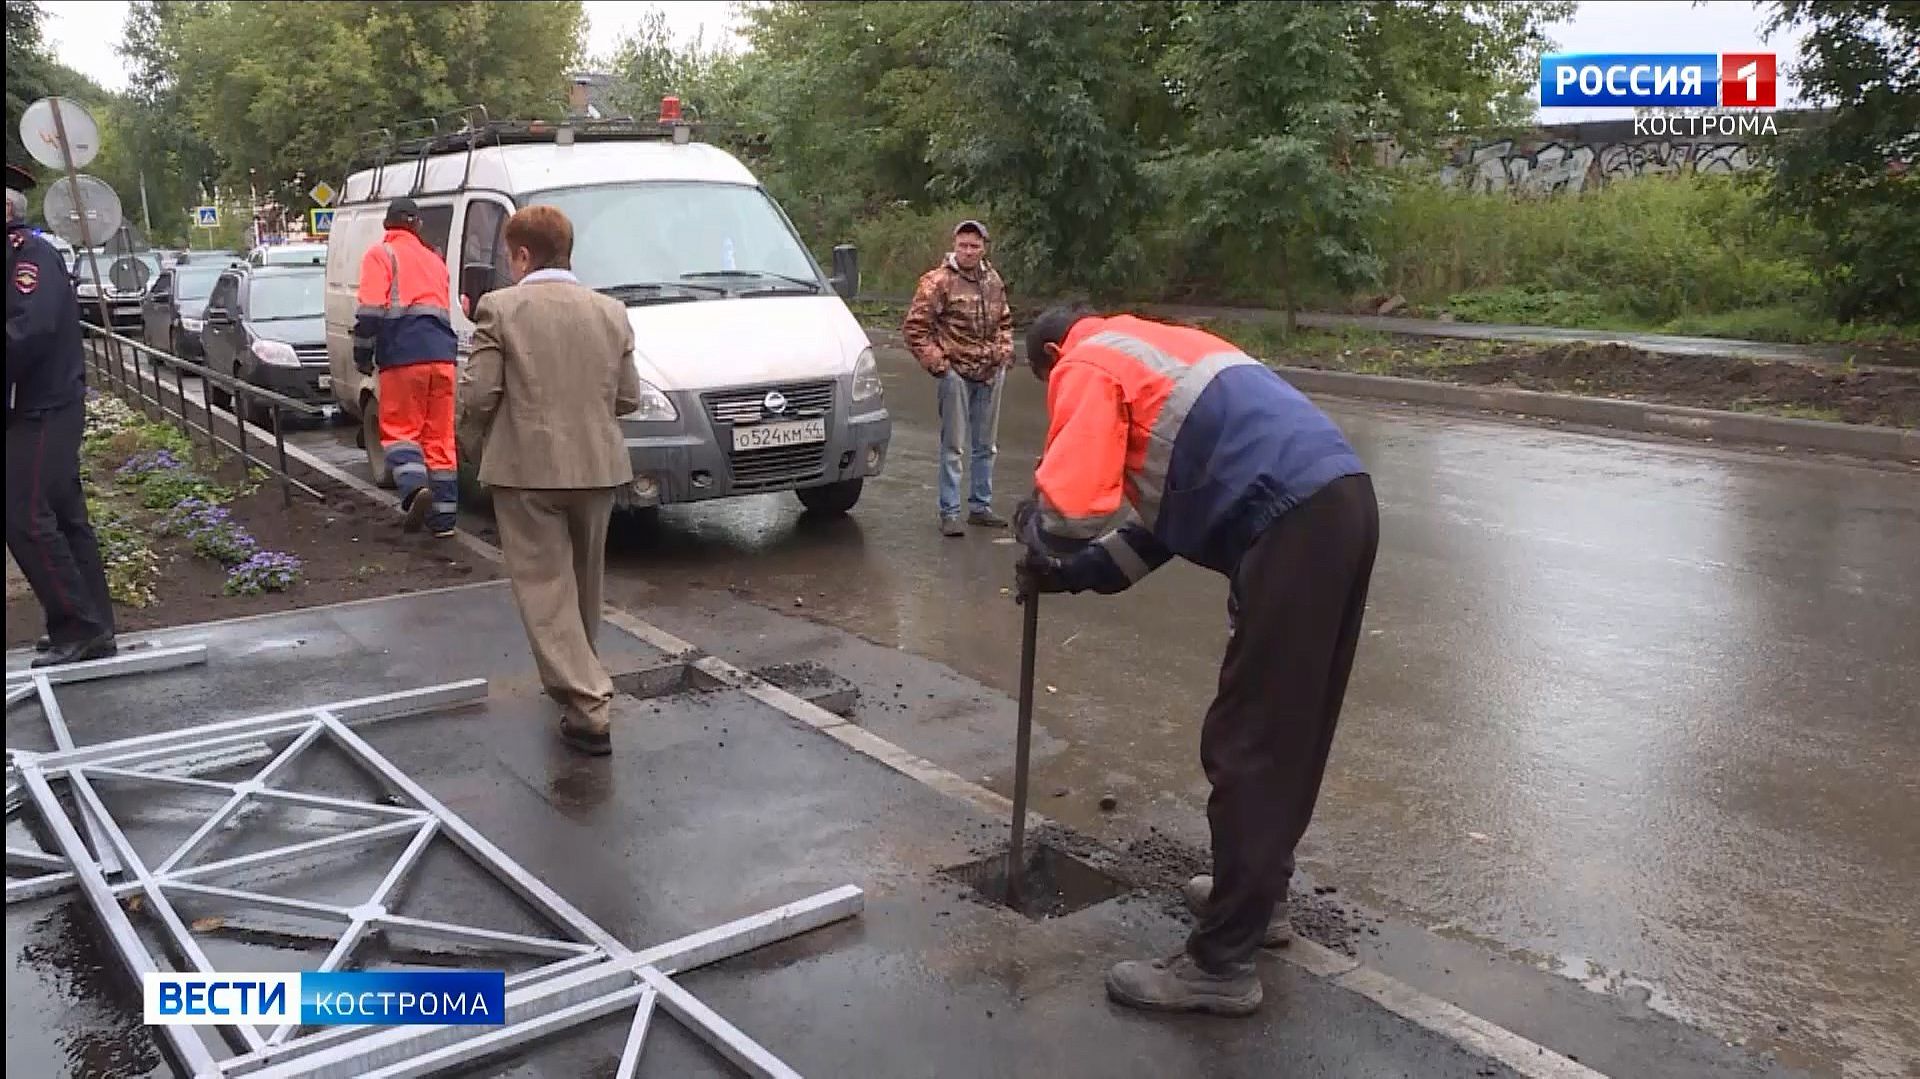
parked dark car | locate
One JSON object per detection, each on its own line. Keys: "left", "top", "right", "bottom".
{"left": 200, "top": 264, "right": 329, "bottom": 422}
{"left": 141, "top": 257, "right": 241, "bottom": 359}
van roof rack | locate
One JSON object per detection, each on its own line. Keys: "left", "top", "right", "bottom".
{"left": 342, "top": 106, "right": 703, "bottom": 205}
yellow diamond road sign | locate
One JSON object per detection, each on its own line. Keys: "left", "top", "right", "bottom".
{"left": 308, "top": 181, "right": 335, "bottom": 207}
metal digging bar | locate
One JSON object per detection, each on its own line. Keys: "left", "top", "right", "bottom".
{"left": 13, "top": 679, "right": 864, "bottom": 1077}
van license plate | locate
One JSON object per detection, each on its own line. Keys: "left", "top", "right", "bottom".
{"left": 733, "top": 418, "right": 826, "bottom": 451}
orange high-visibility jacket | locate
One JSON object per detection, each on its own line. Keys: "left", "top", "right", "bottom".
{"left": 1024, "top": 315, "right": 1365, "bottom": 590}
{"left": 352, "top": 229, "right": 457, "bottom": 369}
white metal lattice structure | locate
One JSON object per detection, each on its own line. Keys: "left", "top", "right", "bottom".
{"left": 9, "top": 678, "right": 863, "bottom": 1077}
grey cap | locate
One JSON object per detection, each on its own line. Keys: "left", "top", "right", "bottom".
{"left": 384, "top": 197, "right": 421, "bottom": 227}
{"left": 954, "top": 219, "right": 989, "bottom": 241}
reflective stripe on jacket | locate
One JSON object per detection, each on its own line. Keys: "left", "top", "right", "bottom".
{"left": 353, "top": 229, "right": 457, "bottom": 369}
{"left": 1029, "top": 315, "right": 1366, "bottom": 581}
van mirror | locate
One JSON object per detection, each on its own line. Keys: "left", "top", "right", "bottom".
{"left": 829, "top": 244, "right": 859, "bottom": 301}
{"left": 460, "top": 262, "right": 496, "bottom": 311}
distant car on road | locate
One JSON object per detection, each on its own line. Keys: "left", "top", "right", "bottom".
{"left": 142, "top": 256, "right": 242, "bottom": 359}
{"left": 200, "top": 264, "right": 330, "bottom": 423}
{"left": 75, "top": 250, "right": 161, "bottom": 334}
{"left": 248, "top": 242, "right": 327, "bottom": 267}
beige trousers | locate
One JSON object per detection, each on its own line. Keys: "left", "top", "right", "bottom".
{"left": 492, "top": 487, "right": 617, "bottom": 731}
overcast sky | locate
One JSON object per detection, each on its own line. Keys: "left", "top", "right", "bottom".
{"left": 39, "top": 0, "right": 1806, "bottom": 120}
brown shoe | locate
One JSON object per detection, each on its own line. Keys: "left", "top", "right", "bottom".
{"left": 558, "top": 719, "right": 611, "bottom": 756}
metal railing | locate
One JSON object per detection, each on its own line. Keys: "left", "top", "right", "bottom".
{"left": 80, "top": 321, "right": 330, "bottom": 506}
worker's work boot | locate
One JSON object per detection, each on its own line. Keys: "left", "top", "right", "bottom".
{"left": 967, "top": 508, "right": 1009, "bottom": 528}
{"left": 401, "top": 488, "right": 430, "bottom": 533}
{"left": 1183, "top": 875, "right": 1294, "bottom": 947}
{"left": 939, "top": 516, "right": 965, "bottom": 538}
{"left": 1105, "top": 953, "right": 1262, "bottom": 1017}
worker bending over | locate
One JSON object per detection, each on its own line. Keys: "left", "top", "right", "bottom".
{"left": 1015, "top": 306, "right": 1379, "bottom": 1016}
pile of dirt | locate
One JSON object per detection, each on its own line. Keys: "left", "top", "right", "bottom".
{"left": 4, "top": 473, "right": 495, "bottom": 648}
{"left": 1302, "top": 340, "right": 1920, "bottom": 428}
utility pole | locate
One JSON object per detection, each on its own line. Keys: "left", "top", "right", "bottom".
{"left": 138, "top": 169, "right": 153, "bottom": 236}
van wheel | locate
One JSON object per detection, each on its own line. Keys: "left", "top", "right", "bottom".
{"left": 796, "top": 479, "right": 862, "bottom": 515}
{"left": 363, "top": 399, "right": 393, "bottom": 488}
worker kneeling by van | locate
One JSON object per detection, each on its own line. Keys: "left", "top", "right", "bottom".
{"left": 459, "top": 206, "right": 640, "bottom": 757}
{"left": 353, "top": 198, "right": 460, "bottom": 537}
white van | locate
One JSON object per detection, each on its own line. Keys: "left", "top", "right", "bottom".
{"left": 324, "top": 111, "right": 889, "bottom": 515}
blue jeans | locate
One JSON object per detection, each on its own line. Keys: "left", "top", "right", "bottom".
{"left": 937, "top": 370, "right": 1003, "bottom": 519}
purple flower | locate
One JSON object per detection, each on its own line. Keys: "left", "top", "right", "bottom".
{"left": 117, "top": 449, "right": 184, "bottom": 476}
{"left": 225, "top": 550, "right": 303, "bottom": 595}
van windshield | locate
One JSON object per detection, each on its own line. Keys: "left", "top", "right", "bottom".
{"left": 519, "top": 182, "right": 821, "bottom": 297}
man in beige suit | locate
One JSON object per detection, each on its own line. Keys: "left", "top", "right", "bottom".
{"left": 458, "top": 205, "right": 640, "bottom": 755}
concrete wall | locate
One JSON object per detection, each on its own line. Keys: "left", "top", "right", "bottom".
{"left": 1371, "top": 117, "right": 1794, "bottom": 196}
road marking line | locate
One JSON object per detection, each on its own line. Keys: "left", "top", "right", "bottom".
{"left": 291, "top": 437, "right": 1614, "bottom": 1078}
{"left": 1335, "top": 964, "right": 1605, "bottom": 1079}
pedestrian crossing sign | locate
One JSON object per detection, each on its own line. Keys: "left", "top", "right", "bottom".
{"left": 195, "top": 206, "right": 219, "bottom": 228}
{"left": 309, "top": 208, "right": 335, "bottom": 235}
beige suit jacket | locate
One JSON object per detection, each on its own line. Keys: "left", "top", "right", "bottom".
{"left": 459, "top": 278, "right": 642, "bottom": 490}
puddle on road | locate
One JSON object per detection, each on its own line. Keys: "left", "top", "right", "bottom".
{"left": 8, "top": 900, "right": 165, "bottom": 1078}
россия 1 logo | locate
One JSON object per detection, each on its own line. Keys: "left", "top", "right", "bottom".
{"left": 1541, "top": 53, "right": 1777, "bottom": 108}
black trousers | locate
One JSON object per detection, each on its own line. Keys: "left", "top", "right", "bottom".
{"left": 5, "top": 401, "right": 115, "bottom": 644}
{"left": 1188, "top": 473, "right": 1379, "bottom": 972}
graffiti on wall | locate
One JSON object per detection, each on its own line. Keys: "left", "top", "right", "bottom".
{"left": 1431, "top": 138, "right": 1763, "bottom": 195}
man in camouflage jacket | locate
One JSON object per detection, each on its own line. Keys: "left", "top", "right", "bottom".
{"left": 902, "top": 220, "right": 1015, "bottom": 535}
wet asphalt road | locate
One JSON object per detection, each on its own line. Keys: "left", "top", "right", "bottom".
{"left": 285, "top": 341, "right": 1920, "bottom": 1076}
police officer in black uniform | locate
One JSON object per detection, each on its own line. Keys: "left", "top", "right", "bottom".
{"left": 6, "top": 162, "right": 116, "bottom": 667}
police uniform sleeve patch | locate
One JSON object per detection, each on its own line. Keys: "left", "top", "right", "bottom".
{"left": 14, "top": 261, "right": 39, "bottom": 294}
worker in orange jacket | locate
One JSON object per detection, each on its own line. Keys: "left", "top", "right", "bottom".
{"left": 354, "top": 198, "right": 459, "bottom": 536}
{"left": 1014, "top": 306, "right": 1379, "bottom": 1017}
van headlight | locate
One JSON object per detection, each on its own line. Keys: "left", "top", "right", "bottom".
{"left": 251, "top": 340, "right": 300, "bottom": 367}
{"left": 851, "top": 347, "right": 883, "bottom": 402}
{"left": 622, "top": 377, "right": 677, "bottom": 422}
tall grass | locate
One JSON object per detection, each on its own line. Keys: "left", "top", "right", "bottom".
{"left": 1372, "top": 174, "right": 1820, "bottom": 322}
{"left": 816, "top": 174, "right": 1913, "bottom": 345}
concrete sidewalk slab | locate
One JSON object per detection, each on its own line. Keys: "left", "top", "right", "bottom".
{"left": 10, "top": 585, "right": 1522, "bottom": 1077}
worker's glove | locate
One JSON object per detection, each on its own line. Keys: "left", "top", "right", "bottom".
{"left": 1014, "top": 549, "right": 1069, "bottom": 602}
{"left": 353, "top": 344, "right": 375, "bottom": 377}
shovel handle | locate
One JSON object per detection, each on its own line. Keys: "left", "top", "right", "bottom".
{"left": 1007, "top": 581, "right": 1039, "bottom": 906}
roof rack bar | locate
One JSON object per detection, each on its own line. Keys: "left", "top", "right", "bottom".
{"left": 451, "top": 105, "right": 492, "bottom": 193}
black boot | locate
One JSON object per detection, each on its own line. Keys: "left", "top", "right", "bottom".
{"left": 32, "top": 634, "right": 117, "bottom": 668}
{"left": 34, "top": 635, "right": 52, "bottom": 652}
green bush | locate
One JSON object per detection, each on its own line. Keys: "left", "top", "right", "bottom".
{"left": 845, "top": 203, "right": 995, "bottom": 299}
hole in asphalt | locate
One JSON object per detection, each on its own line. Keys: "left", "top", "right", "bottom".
{"left": 940, "top": 844, "right": 1126, "bottom": 921}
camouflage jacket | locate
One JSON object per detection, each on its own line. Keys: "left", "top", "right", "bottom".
{"left": 902, "top": 255, "right": 1014, "bottom": 382}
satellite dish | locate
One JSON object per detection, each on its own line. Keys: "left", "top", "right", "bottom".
{"left": 109, "top": 256, "right": 151, "bottom": 294}
{"left": 20, "top": 97, "right": 102, "bottom": 170}
{"left": 40, "top": 174, "right": 123, "bottom": 248}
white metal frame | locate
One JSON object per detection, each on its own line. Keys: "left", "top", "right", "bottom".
{"left": 9, "top": 678, "right": 863, "bottom": 1077}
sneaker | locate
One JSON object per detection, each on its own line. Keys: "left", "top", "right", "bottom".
{"left": 967, "top": 509, "right": 1009, "bottom": 528}
{"left": 401, "top": 489, "right": 430, "bottom": 533}
{"left": 940, "top": 516, "right": 965, "bottom": 537}
{"left": 1105, "top": 952, "right": 1262, "bottom": 1016}
{"left": 1183, "top": 875, "right": 1294, "bottom": 947}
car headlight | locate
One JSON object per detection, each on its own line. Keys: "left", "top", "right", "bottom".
{"left": 251, "top": 339, "right": 300, "bottom": 368}
{"left": 180, "top": 317, "right": 205, "bottom": 333}
{"left": 621, "top": 377, "right": 677, "bottom": 422}
{"left": 851, "top": 347, "right": 883, "bottom": 402}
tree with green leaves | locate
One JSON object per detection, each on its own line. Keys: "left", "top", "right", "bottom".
{"left": 153, "top": 1, "right": 587, "bottom": 207}
{"left": 1764, "top": 0, "right": 1918, "bottom": 321}
{"left": 1150, "top": 3, "right": 1386, "bottom": 326}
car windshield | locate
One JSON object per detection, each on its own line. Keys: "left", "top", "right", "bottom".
{"left": 175, "top": 266, "right": 227, "bottom": 301}
{"left": 247, "top": 273, "right": 324, "bottom": 320}
{"left": 519, "top": 182, "right": 821, "bottom": 298}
